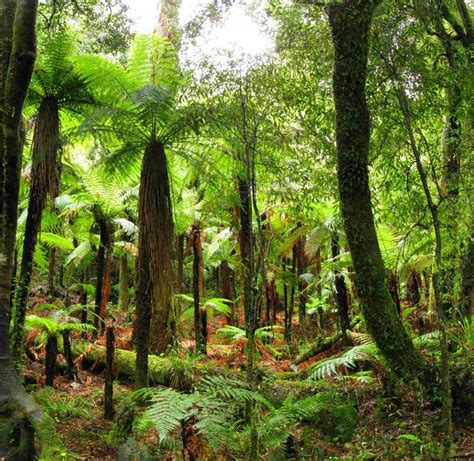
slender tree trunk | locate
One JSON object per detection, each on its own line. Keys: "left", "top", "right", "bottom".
{"left": 238, "top": 178, "right": 256, "bottom": 369}
{"left": 177, "top": 233, "right": 184, "bottom": 292}
{"left": 0, "top": 3, "right": 62, "bottom": 457}
{"left": 135, "top": 141, "right": 174, "bottom": 388}
{"left": 118, "top": 254, "right": 130, "bottom": 312}
{"left": 79, "top": 277, "right": 88, "bottom": 334}
{"left": 297, "top": 235, "right": 307, "bottom": 327}
{"left": 220, "top": 261, "right": 235, "bottom": 325}
{"left": 283, "top": 259, "right": 289, "bottom": 340}
{"left": 99, "top": 249, "right": 113, "bottom": 332}
{"left": 328, "top": 0, "right": 424, "bottom": 378}
{"left": 331, "top": 232, "right": 351, "bottom": 335}
{"left": 192, "top": 225, "right": 205, "bottom": 354}
{"left": 287, "top": 247, "right": 296, "bottom": 342}
{"left": 11, "top": 97, "right": 60, "bottom": 361}
{"left": 45, "top": 334, "right": 57, "bottom": 387}
{"left": 94, "top": 210, "right": 113, "bottom": 334}
{"left": 391, "top": 67, "right": 453, "bottom": 450}
{"left": 460, "top": 236, "right": 473, "bottom": 318}
{"left": 439, "top": 82, "right": 462, "bottom": 318}
{"left": 62, "top": 330, "right": 74, "bottom": 380}
{"left": 104, "top": 325, "right": 115, "bottom": 419}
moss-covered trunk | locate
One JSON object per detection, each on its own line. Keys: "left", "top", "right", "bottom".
{"left": 327, "top": 0, "right": 424, "bottom": 378}
{"left": 0, "top": 2, "right": 63, "bottom": 458}
{"left": 11, "top": 96, "right": 60, "bottom": 361}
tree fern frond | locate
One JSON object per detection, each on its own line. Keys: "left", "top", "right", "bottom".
{"left": 309, "top": 343, "right": 379, "bottom": 380}
{"left": 141, "top": 387, "right": 199, "bottom": 441}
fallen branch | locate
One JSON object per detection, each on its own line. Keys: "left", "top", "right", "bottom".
{"left": 294, "top": 317, "right": 361, "bottom": 366}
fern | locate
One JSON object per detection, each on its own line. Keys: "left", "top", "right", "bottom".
{"left": 140, "top": 387, "right": 199, "bottom": 441}
{"left": 202, "top": 376, "right": 273, "bottom": 409}
{"left": 309, "top": 343, "right": 378, "bottom": 380}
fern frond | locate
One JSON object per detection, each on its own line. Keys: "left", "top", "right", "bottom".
{"left": 309, "top": 343, "right": 378, "bottom": 380}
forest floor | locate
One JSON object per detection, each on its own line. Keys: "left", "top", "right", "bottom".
{"left": 23, "top": 293, "right": 473, "bottom": 459}
{"left": 25, "top": 331, "right": 474, "bottom": 460}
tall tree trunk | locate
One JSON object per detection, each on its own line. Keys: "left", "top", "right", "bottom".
{"left": 331, "top": 232, "right": 351, "bottom": 335}
{"left": 11, "top": 96, "right": 60, "bottom": 361}
{"left": 327, "top": 0, "right": 424, "bottom": 378}
{"left": 192, "top": 225, "right": 206, "bottom": 354}
{"left": 118, "top": 253, "right": 130, "bottom": 311}
{"left": 238, "top": 178, "right": 256, "bottom": 370}
{"left": 177, "top": 233, "right": 185, "bottom": 292}
{"left": 461, "top": 236, "right": 473, "bottom": 318}
{"left": 156, "top": 0, "right": 182, "bottom": 43}
{"left": 387, "top": 53, "right": 453, "bottom": 449}
{"left": 99, "top": 248, "right": 113, "bottom": 333}
{"left": 93, "top": 210, "right": 113, "bottom": 334}
{"left": 297, "top": 234, "right": 307, "bottom": 327}
{"left": 0, "top": 3, "right": 62, "bottom": 457}
{"left": 439, "top": 82, "right": 462, "bottom": 317}
{"left": 135, "top": 141, "right": 174, "bottom": 388}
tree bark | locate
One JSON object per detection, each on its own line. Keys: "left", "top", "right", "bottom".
{"left": 238, "top": 178, "right": 256, "bottom": 370}
{"left": 460, "top": 236, "right": 474, "bottom": 318}
{"left": 62, "top": 330, "right": 75, "bottom": 380}
{"left": 118, "top": 253, "right": 130, "bottom": 311}
{"left": 0, "top": 2, "right": 63, "bottom": 456}
{"left": 220, "top": 260, "right": 235, "bottom": 325}
{"left": 327, "top": 0, "right": 424, "bottom": 378}
{"left": 135, "top": 141, "right": 174, "bottom": 388}
{"left": 11, "top": 96, "right": 60, "bottom": 361}
{"left": 93, "top": 208, "right": 113, "bottom": 334}
{"left": 45, "top": 334, "right": 57, "bottom": 387}
{"left": 104, "top": 325, "right": 115, "bottom": 419}
{"left": 192, "top": 225, "right": 206, "bottom": 354}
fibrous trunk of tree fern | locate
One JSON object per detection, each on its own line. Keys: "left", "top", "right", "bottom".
{"left": 135, "top": 141, "right": 174, "bottom": 387}
{"left": 11, "top": 96, "right": 60, "bottom": 361}
{"left": 328, "top": 0, "right": 424, "bottom": 378}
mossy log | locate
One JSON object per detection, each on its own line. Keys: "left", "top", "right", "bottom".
{"left": 0, "top": 358, "right": 63, "bottom": 460}
{"left": 294, "top": 317, "right": 360, "bottom": 366}
{"left": 71, "top": 342, "right": 213, "bottom": 387}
